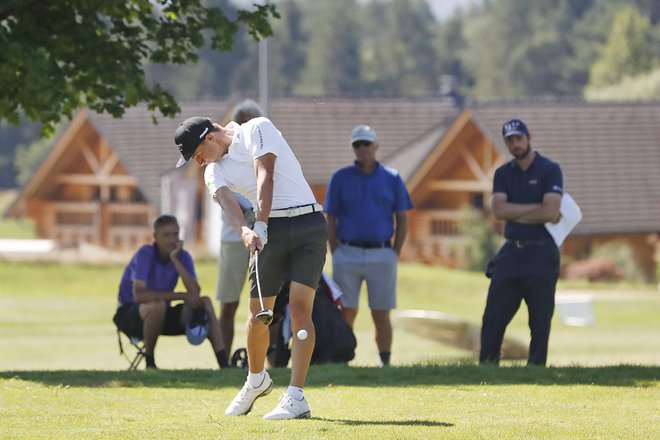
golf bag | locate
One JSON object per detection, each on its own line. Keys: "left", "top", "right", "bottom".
{"left": 268, "top": 275, "right": 357, "bottom": 367}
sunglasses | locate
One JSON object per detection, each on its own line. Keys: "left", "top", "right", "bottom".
{"left": 352, "top": 141, "right": 373, "bottom": 148}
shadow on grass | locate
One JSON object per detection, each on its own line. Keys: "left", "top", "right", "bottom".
{"left": 315, "top": 417, "right": 453, "bottom": 427}
{"left": 1, "top": 364, "right": 658, "bottom": 389}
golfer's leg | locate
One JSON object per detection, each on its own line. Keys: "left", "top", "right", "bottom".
{"left": 247, "top": 296, "right": 276, "bottom": 373}
{"left": 288, "top": 281, "right": 316, "bottom": 388}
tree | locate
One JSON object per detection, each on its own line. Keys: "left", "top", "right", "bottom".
{"left": 588, "top": 5, "right": 656, "bottom": 87}
{"left": 0, "top": 0, "right": 278, "bottom": 135}
{"left": 363, "top": 0, "right": 440, "bottom": 95}
{"left": 269, "top": 0, "right": 308, "bottom": 95}
{"left": 297, "top": 0, "right": 361, "bottom": 94}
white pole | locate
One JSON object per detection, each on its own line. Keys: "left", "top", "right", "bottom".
{"left": 258, "top": 37, "right": 269, "bottom": 117}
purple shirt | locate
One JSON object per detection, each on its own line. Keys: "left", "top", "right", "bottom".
{"left": 117, "top": 243, "right": 196, "bottom": 305}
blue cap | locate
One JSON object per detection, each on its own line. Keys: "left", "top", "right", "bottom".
{"left": 185, "top": 307, "right": 210, "bottom": 346}
{"left": 502, "top": 119, "right": 529, "bottom": 139}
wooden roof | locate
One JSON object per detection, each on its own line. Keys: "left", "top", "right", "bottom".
{"left": 8, "top": 97, "right": 660, "bottom": 239}
{"left": 470, "top": 100, "right": 660, "bottom": 235}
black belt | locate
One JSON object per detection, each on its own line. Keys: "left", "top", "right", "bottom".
{"left": 506, "top": 238, "right": 551, "bottom": 248}
{"left": 341, "top": 240, "right": 391, "bottom": 249}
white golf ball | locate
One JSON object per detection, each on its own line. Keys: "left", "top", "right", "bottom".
{"left": 297, "top": 329, "right": 308, "bottom": 340}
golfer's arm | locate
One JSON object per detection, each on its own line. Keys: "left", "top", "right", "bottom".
{"left": 514, "top": 192, "right": 562, "bottom": 224}
{"left": 254, "top": 153, "right": 275, "bottom": 222}
{"left": 491, "top": 193, "right": 541, "bottom": 221}
{"left": 327, "top": 214, "right": 338, "bottom": 253}
{"left": 393, "top": 211, "right": 408, "bottom": 256}
{"left": 215, "top": 187, "right": 253, "bottom": 237}
{"left": 132, "top": 280, "right": 185, "bottom": 303}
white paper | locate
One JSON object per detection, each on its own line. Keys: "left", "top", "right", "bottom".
{"left": 545, "top": 192, "right": 582, "bottom": 247}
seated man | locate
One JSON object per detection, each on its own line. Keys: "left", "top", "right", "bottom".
{"left": 113, "top": 214, "right": 228, "bottom": 369}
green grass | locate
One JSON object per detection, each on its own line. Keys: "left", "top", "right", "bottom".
{"left": 0, "top": 260, "right": 659, "bottom": 438}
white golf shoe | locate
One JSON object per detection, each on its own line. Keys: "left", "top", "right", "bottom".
{"left": 225, "top": 372, "right": 273, "bottom": 416}
{"left": 263, "top": 393, "right": 311, "bottom": 420}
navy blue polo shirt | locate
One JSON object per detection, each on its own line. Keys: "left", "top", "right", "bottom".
{"left": 325, "top": 161, "right": 413, "bottom": 242}
{"left": 493, "top": 152, "right": 563, "bottom": 241}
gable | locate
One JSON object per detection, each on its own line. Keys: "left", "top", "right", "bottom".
{"left": 471, "top": 100, "right": 660, "bottom": 235}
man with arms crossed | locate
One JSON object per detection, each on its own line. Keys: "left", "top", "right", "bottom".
{"left": 480, "top": 119, "right": 563, "bottom": 366}
{"left": 173, "top": 115, "right": 326, "bottom": 419}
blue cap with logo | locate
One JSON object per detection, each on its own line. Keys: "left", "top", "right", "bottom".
{"left": 185, "top": 307, "right": 210, "bottom": 346}
{"left": 502, "top": 119, "right": 529, "bottom": 139}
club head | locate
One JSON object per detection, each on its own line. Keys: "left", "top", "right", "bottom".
{"left": 256, "top": 309, "right": 273, "bottom": 325}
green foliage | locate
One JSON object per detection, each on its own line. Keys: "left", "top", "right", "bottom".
{"left": 584, "top": 66, "right": 660, "bottom": 100}
{"left": 297, "top": 0, "right": 361, "bottom": 94}
{"left": 457, "top": 205, "right": 501, "bottom": 272}
{"left": 0, "top": 0, "right": 279, "bottom": 135}
{"left": 588, "top": 5, "right": 656, "bottom": 87}
{"left": 590, "top": 240, "right": 648, "bottom": 283}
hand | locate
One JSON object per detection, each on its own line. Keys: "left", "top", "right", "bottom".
{"left": 252, "top": 221, "right": 268, "bottom": 247}
{"left": 169, "top": 240, "right": 183, "bottom": 261}
{"left": 181, "top": 291, "right": 202, "bottom": 307}
{"left": 551, "top": 212, "right": 562, "bottom": 224}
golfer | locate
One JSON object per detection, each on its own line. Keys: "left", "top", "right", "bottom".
{"left": 173, "top": 115, "right": 327, "bottom": 420}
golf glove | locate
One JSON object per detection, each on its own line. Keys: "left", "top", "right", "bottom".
{"left": 252, "top": 221, "right": 268, "bottom": 247}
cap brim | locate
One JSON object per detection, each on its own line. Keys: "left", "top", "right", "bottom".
{"left": 175, "top": 155, "right": 188, "bottom": 168}
{"left": 351, "top": 136, "right": 377, "bottom": 144}
{"left": 503, "top": 130, "right": 526, "bottom": 138}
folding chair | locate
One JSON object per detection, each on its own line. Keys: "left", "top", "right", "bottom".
{"left": 116, "top": 328, "right": 146, "bottom": 371}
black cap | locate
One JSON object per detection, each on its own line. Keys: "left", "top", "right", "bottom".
{"left": 502, "top": 119, "right": 529, "bottom": 139}
{"left": 174, "top": 117, "right": 214, "bottom": 168}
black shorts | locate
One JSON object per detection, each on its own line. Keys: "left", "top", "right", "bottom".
{"left": 249, "top": 211, "right": 327, "bottom": 298}
{"left": 113, "top": 303, "right": 186, "bottom": 339}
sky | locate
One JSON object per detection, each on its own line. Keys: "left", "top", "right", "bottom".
{"left": 426, "top": 0, "right": 483, "bottom": 21}
{"left": 235, "top": 0, "right": 484, "bottom": 23}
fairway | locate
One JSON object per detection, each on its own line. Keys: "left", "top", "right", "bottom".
{"left": 1, "top": 260, "right": 659, "bottom": 438}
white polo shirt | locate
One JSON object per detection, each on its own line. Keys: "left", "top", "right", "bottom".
{"left": 204, "top": 117, "right": 316, "bottom": 213}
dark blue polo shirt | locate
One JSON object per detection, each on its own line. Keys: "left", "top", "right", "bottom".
{"left": 325, "top": 161, "right": 413, "bottom": 242}
{"left": 493, "top": 152, "right": 563, "bottom": 241}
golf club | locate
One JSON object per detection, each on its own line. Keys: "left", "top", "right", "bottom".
{"left": 254, "top": 250, "right": 274, "bottom": 325}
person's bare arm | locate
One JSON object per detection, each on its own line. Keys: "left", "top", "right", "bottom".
{"left": 215, "top": 186, "right": 261, "bottom": 251}
{"left": 392, "top": 211, "right": 408, "bottom": 256}
{"left": 254, "top": 153, "right": 276, "bottom": 222}
{"left": 327, "top": 214, "right": 338, "bottom": 253}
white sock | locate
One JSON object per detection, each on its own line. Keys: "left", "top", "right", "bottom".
{"left": 248, "top": 370, "right": 266, "bottom": 388}
{"left": 286, "top": 386, "right": 304, "bottom": 401}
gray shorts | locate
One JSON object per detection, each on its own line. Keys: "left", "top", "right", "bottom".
{"left": 249, "top": 212, "right": 327, "bottom": 298}
{"left": 216, "top": 241, "right": 249, "bottom": 303}
{"left": 331, "top": 243, "right": 398, "bottom": 310}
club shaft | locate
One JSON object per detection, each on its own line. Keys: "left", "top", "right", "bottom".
{"left": 254, "top": 251, "right": 266, "bottom": 310}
